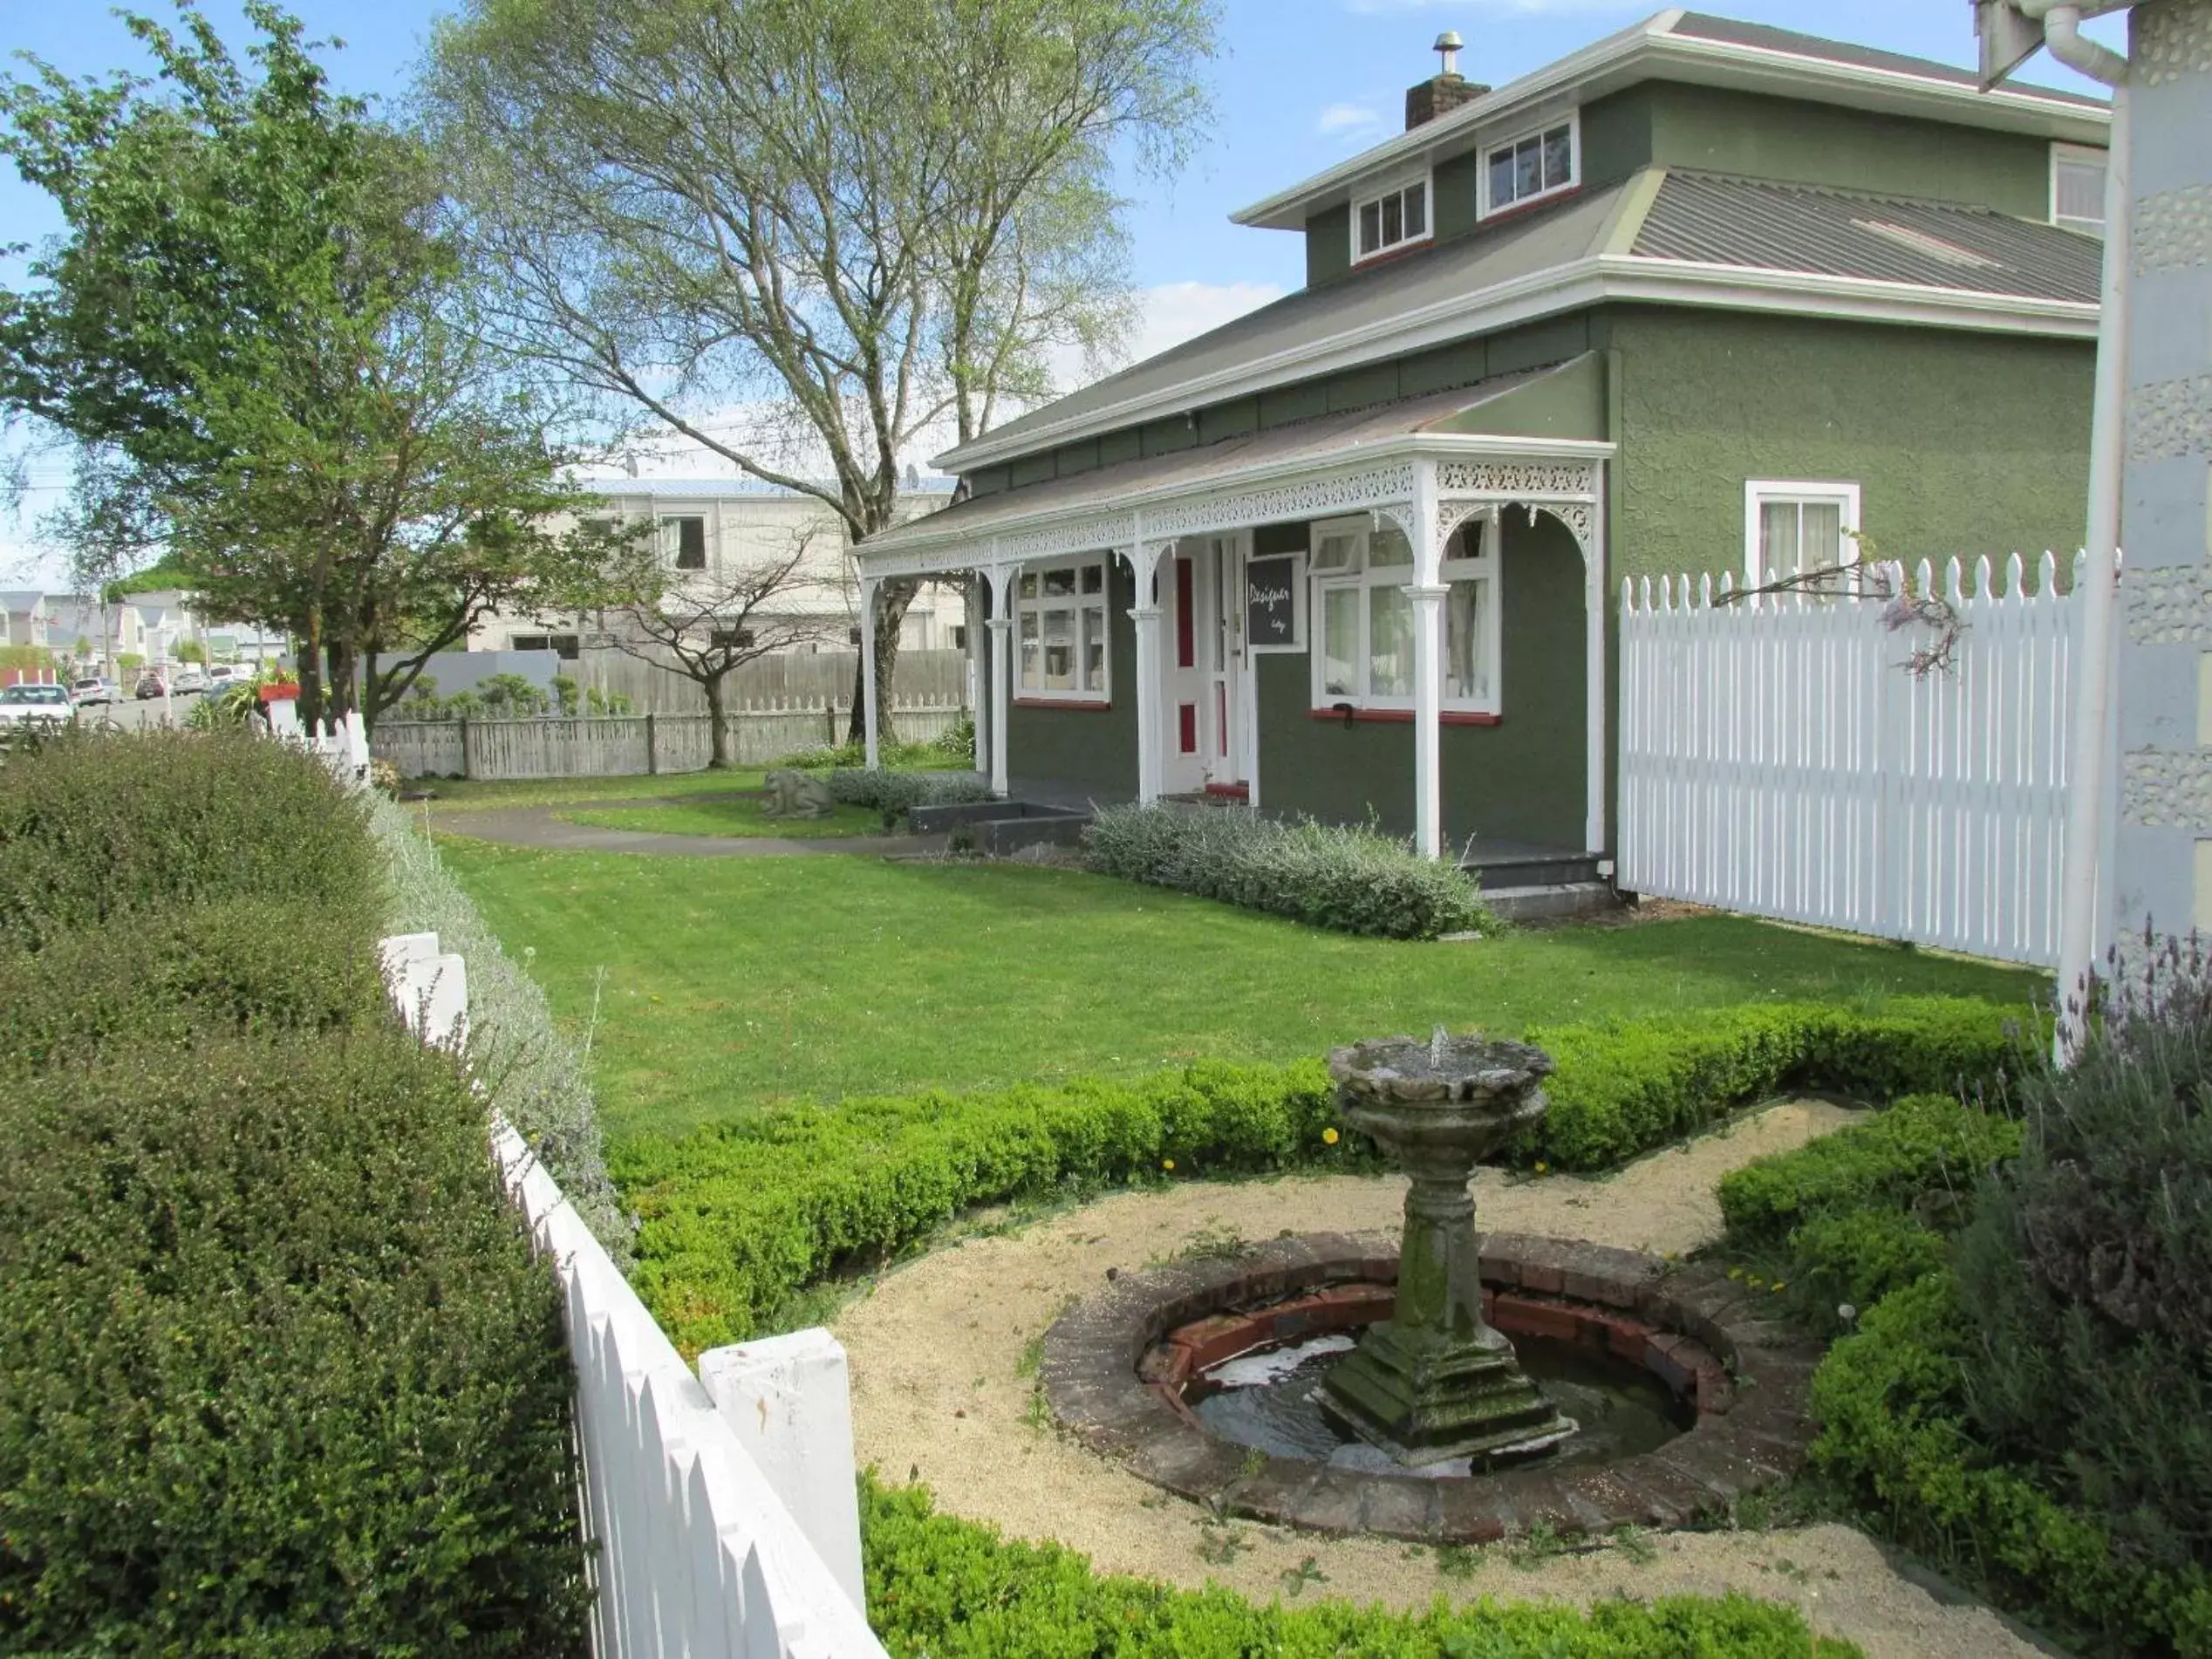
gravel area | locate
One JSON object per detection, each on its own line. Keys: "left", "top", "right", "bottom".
{"left": 835, "top": 1102, "right": 2046, "bottom": 1659}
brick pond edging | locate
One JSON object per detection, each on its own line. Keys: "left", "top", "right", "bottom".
{"left": 1039, "top": 1230, "right": 1823, "bottom": 1543}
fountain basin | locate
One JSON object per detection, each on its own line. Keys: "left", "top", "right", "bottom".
{"left": 1041, "top": 1230, "right": 1821, "bottom": 1543}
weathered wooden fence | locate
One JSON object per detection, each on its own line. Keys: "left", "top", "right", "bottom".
{"left": 577, "top": 647, "right": 968, "bottom": 717}
{"left": 375, "top": 700, "right": 963, "bottom": 779}
{"left": 1618, "top": 555, "right": 2080, "bottom": 967}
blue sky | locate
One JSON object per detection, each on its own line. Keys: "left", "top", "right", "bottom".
{"left": 0, "top": 1, "right": 2120, "bottom": 574}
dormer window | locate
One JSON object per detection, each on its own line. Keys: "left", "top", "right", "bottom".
{"left": 1481, "top": 114, "right": 1577, "bottom": 218}
{"left": 2051, "top": 143, "right": 2106, "bottom": 237}
{"left": 1352, "top": 176, "right": 1430, "bottom": 263}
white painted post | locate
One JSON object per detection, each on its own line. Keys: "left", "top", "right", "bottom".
{"left": 1407, "top": 462, "right": 1444, "bottom": 859}
{"left": 987, "top": 563, "right": 1014, "bottom": 797}
{"left": 859, "top": 579, "right": 881, "bottom": 772}
{"left": 697, "top": 1332, "right": 866, "bottom": 1618}
{"left": 964, "top": 571, "right": 988, "bottom": 778}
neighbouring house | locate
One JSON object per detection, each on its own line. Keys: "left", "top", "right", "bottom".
{"left": 854, "top": 10, "right": 2106, "bottom": 871}
{"left": 472, "top": 477, "right": 961, "bottom": 660}
{"left": 1, "top": 591, "right": 52, "bottom": 651}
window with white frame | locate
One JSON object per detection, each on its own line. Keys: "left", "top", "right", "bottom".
{"left": 1481, "top": 114, "right": 1577, "bottom": 218}
{"left": 659, "top": 514, "right": 707, "bottom": 570}
{"left": 2051, "top": 143, "right": 2106, "bottom": 237}
{"left": 1015, "top": 557, "right": 1111, "bottom": 701}
{"left": 1744, "top": 482, "right": 1862, "bottom": 589}
{"left": 1352, "top": 175, "right": 1430, "bottom": 263}
{"left": 1310, "top": 516, "right": 1499, "bottom": 713}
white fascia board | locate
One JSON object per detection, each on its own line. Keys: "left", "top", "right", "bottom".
{"left": 935, "top": 259, "right": 2096, "bottom": 472}
{"left": 1232, "top": 26, "right": 2108, "bottom": 233}
{"left": 860, "top": 434, "right": 1620, "bottom": 572}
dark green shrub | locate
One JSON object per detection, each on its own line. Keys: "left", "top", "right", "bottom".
{"left": 863, "top": 1478, "right": 1860, "bottom": 1657}
{"left": 1811, "top": 1275, "right": 2212, "bottom": 1656}
{"left": 0, "top": 1027, "right": 590, "bottom": 1655}
{"left": 1952, "top": 960, "right": 2212, "bottom": 1623}
{"left": 0, "top": 894, "right": 386, "bottom": 1073}
{"left": 1527, "top": 1000, "right": 2026, "bottom": 1170}
{"left": 1084, "top": 803, "right": 1494, "bottom": 940}
{"left": 0, "top": 727, "right": 372, "bottom": 948}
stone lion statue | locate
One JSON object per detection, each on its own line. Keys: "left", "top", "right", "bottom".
{"left": 761, "top": 768, "right": 836, "bottom": 820}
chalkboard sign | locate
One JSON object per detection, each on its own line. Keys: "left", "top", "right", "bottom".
{"left": 1246, "top": 554, "right": 1303, "bottom": 652}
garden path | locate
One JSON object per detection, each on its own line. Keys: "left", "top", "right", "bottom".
{"left": 835, "top": 1101, "right": 2048, "bottom": 1659}
{"left": 433, "top": 800, "right": 949, "bottom": 858}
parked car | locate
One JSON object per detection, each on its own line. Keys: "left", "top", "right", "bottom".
{"left": 69, "top": 675, "right": 119, "bottom": 706}
{"left": 171, "top": 666, "right": 208, "bottom": 695}
{"left": 205, "top": 664, "right": 239, "bottom": 689}
{"left": 134, "top": 672, "right": 167, "bottom": 700}
{"left": 0, "top": 682, "right": 76, "bottom": 732}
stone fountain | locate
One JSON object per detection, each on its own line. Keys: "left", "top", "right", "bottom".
{"left": 1316, "top": 1027, "right": 1577, "bottom": 1465}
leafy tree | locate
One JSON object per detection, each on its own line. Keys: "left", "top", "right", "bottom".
{"left": 424, "top": 0, "right": 1218, "bottom": 741}
{"left": 0, "top": 3, "right": 611, "bottom": 732}
{"left": 173, "top": 638, "right": 206, "bottom": 665}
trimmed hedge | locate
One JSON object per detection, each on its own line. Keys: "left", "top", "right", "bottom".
{"left": 1084, "top": 802, "right": 1493, "bottom": 940}
{"left": 0, "top": 730, "right": 591, "bottom": 1654}
{"left": 1811, "top": 1276, "right": 2212, "bottom": 1656}
{"left": 619, "top": 999, "right": 2021, "bottom": 1355}
{"left": 825, "top": 766, "right": 993, "bottom": 817}
{"left": 864, "top": 1478, "right": 1861, "bottom": 1657}
{"left": 0, "top": 727, "right": 369, "bottom": 949}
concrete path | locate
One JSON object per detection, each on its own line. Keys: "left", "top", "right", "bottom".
{"left": 431, "top": 799, "right": 949, "bottom": 859}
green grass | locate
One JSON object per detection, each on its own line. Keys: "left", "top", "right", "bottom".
{"left": 439, "top": 840, "right": 2047, "bottom": 1144}
{"left": 557, "top": 795, "right": 884, "bottom": 839}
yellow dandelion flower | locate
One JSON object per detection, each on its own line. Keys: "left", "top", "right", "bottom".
{"left": 1533, "top": 1161, "right": 1548, "bottom": 1175}
{"left": 1772, "top": 1281, "right": 1787, "bottom": 1293}
{"left": 1162, "top": 1158, "right": 1175, "bottom": 1172}
{"left": 1726, "top": 1266, "right": 1744, "bottom": 1281}
{"left": 1322, "top": 1128, "right": 1340, "bottom": 1146}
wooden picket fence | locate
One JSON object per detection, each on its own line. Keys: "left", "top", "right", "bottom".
{"left": 1618, "top": 555, "right": 2081, "bottom": 967}
{"left": 374, "top": 701, "right": 963, "bottom": 780}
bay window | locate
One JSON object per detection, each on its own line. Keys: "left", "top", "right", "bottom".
{"left": 1015, "top": 557, "right": 1110, "bottom": 701}
{"left": 1310, "top": 516, "right": 1499, "bottom": 715}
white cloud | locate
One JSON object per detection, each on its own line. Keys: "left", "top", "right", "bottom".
{"left": 1345, "top": 0, "right": 1642, "bottom": 12}
{"left": 1316, "top": 100, "right": 1389, "bottom": 146}
{"left": 1128, "top": 279, "right": 1287, "bottom": 362}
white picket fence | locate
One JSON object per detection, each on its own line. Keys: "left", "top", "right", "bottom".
{"left": 375, "top": 703, "right": 963, "bottom": 780}
{"left": 1618, "top": 555, "right": 2080, "bottom": 967}
{"left": 267, "top": 700, "right": 372, "bottom": 788}
{"left": 379, "top": 932, "right": 886, "bottom": 1659}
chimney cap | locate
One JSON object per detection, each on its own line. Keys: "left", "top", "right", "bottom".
{"left": 1434, "top": 30, "right": 1464, "bottom": 78}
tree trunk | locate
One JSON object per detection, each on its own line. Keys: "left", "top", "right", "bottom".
{"left": 705, "top": 668, "right": 731, "bottom": 768}
{"left": 298, "top": 606, "right": 326, "bottom": 730}
{"left": 847, "top": 577, "right": 918, "bottom": 746}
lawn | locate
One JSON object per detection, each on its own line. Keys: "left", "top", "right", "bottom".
{"left": 440, "top": 839, "right": 2048, "bottom": 1144}
{"left": 413, "top": 768, "right": 780, "bottom": 811}
{"left": 557, "top": 795, "right": 884, "bottom": 839}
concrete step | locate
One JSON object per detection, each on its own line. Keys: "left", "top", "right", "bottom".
{"left": 1477, "top": 881, "right": 1620, "bottom": 923}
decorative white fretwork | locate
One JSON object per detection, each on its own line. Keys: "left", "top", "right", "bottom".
{"left": 1141, "top": 461, "right": 1421, "bottom": 542}
{"left": 1435, "top": 459, "right": 1598, "bottom": 499}
{"left": 998, "top": 511, "right": 1137, "bottom": 565}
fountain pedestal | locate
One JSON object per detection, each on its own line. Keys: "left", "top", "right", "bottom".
{"left": 1319, "top": 1032, "right": 1576, "bottom": 1465}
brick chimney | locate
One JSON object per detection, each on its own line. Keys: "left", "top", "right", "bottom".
{"left": 1406, "top": 30, "right": 1488, "bottom": 130}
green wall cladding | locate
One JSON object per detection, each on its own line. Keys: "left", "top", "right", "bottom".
{"left": 1601, "top": 306, "right": 2094, "bottom": 580}
{"left": 1005, "top": 557, "right": 1140, "bottom": 796}
{"left": 1253, "top": 514, "right": 1587, "bottom": 849}
{"left": 1307, "top": 203, "right": 1352, "bottom": 288}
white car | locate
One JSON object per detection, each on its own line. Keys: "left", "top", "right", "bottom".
{"left": 205, "top": 665, "right": 241, "bottom": 690}
{"left": 0, "top": 683, "right": 76, "bottom": 731}
{"left": 69, "top": 676, "right": 119, "bottom": 707}
{"left": 171, "top": 666, "right": 208, "bottom": 695}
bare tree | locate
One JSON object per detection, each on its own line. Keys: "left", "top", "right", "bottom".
{"left": 422, "top": 0, "right": 1218, "bottom": 744}
{"left": 583, "top": 529, "right": 830, "bottom": 769}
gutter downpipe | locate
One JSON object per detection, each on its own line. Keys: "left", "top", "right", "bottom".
{"left": 2026, "top": 2, "right": 2130, "bottom": 1062}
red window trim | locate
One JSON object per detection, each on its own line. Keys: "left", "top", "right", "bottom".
{"left": 1307, "top": 707, "right": 1502, "bottom": 727}
{"left": 1014, "top": 697, "right": 1115, "bottom": 712}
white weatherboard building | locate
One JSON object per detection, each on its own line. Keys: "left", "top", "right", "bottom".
{"left": 473, "top": 478, "right": 962, "bottom": 659}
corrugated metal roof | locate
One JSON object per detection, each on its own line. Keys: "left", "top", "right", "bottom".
{"left": 949, "top": 186, "right": 1631, "bottom": 461}
{"left": 1631, "top": 171, "right": 2101, "bottom": 303}
{"left": 1665, "top": 12, "right": 2107, "bottom": 109}
{"left": 864, "top": 366, "right": 1573, "bottom": 555}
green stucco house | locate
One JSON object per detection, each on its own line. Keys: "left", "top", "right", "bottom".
{"left": 856, "top": 10, "right": 2106, "bottom": 877}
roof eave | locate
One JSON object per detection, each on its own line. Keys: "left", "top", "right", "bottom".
{"left": 932, "top": 258, "right": 2097, "bottom": 473}
{"left": 1230, "top": 27, "right": 2110, "bottom": 233}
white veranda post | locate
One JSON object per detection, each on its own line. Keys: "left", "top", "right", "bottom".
{"left": 1123, "top": 538, "right": 1171, "bottom": 806}
{"left": 859, "top": 578, "right": 881, "bottom": 771}
{"left": 1405, "top": 463, "right": 1446, "bottom": 860}
{"left": 987, "top": 563, "right": 1014, "bottom": 796}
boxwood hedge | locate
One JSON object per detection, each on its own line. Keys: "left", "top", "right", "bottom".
{"left": 864, "top": 1478, "right": 1860, "bottom": 1658}
{"left": 619, "top": 997, "right": 2023, "bottom": 1355}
